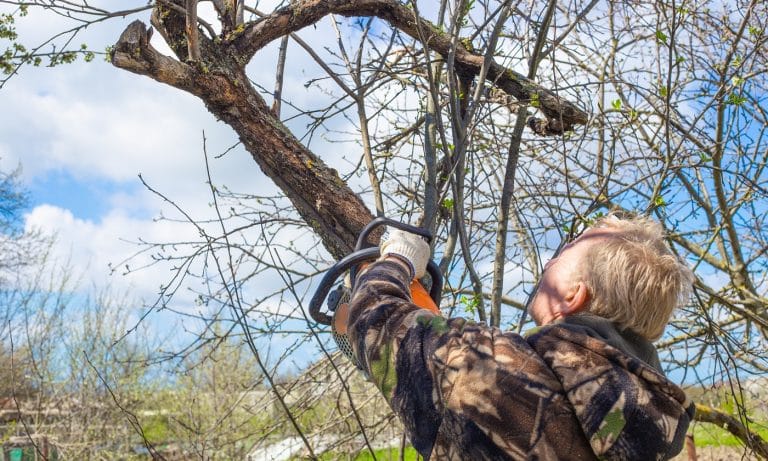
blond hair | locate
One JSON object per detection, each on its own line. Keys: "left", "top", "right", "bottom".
{"left": 579, "top": 214, "right": 694, "bottom": 340}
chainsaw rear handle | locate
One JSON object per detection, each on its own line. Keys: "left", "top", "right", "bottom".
{"left": 355, "top": 217, "right": 433, "bottom": 250}
{"left": 309, "top": 247, "right": 378, "bottom": 325}
{"left": 309, "top": 219, "right": 443, "bottom": 326}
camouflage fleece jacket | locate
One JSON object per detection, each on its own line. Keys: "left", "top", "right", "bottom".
{"left": 347, "top": 258, "right": 695, "bottom": 460}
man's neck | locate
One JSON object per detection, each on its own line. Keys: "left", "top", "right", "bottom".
{"left": 559, "top": 313, "right": 664, "bottom": 373}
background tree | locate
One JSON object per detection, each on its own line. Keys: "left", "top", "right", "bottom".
{"left": 0, "top": 167, "right": 46, "bottom": 400}
{"left": 161, "top": 330, "right": 265, "bottom": 458}
{"left": 0, "top": 167, "right": 164, "bottom": 458}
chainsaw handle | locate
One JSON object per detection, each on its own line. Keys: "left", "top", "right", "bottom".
{"left": 309, "top": 247, "right": 379, "bottom": 325}
{"left": 355, "top": 217, "right": 433, "bottom": 251}
{"left": 308, "top": 248, "right": 444, "bottom": 326}
{"left": 425, "top": 260, "right": 443, "bottom": 307}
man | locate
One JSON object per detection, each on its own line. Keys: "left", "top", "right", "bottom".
{"left": 346, "top": 214, "right": 695, "bottom": 460}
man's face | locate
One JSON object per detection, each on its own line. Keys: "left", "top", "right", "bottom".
{"left": 528, "top": 227, "right": 620, "bottom": 325}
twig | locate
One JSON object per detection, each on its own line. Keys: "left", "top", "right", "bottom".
{"left": 84, "top": 351, "right": 168, "bottom": 460}
{"left": 490, "top": 0, "right": 557, "bottom": 326}
{"left": 199, "top": 134, "right": 319, "bottom": 460}
{"left": 272, "top": 35, "right": 289, "bottom": 117}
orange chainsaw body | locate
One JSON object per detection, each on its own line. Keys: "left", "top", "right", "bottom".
{"left": 410, "top": 279, "right": 441, "bottom": 314}
{"left": 332, "top": 278, "right": 440, "bottom": 336}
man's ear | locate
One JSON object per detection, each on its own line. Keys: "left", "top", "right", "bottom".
{"left": 563, "top": 282, "right": 590, "bottom": 316}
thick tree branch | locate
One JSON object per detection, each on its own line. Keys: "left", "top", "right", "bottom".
{"left": 233, "top": 0, "right": 588, "bottom": 131}
{"left": 112, "top": 18, "right": 373, "bottom": 259}
{"left": 185, "top": 0, "right": 200, "bottom": 61}
{"left": 111, "top": 21, "right": 196, "bottom": 89}
{"left": 695, "top": 403, "right": 768, "bottom": 459}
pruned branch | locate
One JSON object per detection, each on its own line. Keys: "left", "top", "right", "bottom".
{"left": 111, "top": 20, "right": 195, "bottom": 88}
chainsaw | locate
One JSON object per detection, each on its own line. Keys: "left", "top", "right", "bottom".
{"left": 309, "top": 217, "right": 444, "bottom": 368}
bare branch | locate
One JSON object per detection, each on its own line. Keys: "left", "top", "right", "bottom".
{"left": 185, "top": 0, "right": 200, "bottom": 61}
{"left": 233, "top": 0, "right": 588, "bottom": 130}
{"left": 695, "top": 403, "right": 768, "bottom": 459}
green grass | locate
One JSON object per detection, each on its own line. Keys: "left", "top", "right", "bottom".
{"left": 355, "top": 446, "right": 421, "bottom": 460}
{"left": 299, "top": 446, "right": 422, "bottom": 460}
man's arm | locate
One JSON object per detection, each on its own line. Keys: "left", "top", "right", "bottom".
{"left": 347, "top": 256, "right": 444, "bottom": 455}
{"left": 346, "top": 256, "right": 588, "bottom": 460}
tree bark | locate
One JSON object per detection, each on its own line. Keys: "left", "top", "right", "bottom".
{"left": 111, "top": 0, "right": 588, "bottom": 257}
{"left": 112, "top": 18, "right": 372, "bottom": 259}
{"left": 695, "top": 403, "right": 768, "bottom": 460}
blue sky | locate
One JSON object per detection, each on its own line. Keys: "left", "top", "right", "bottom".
{"left": 27, "top": 170, "right": 129, "bottom": 221}
{"left": 0, "top": 3, "right": 375, "bottom": 372}
{"left": 0, "top": 2, "right": 297, "bottom": 306}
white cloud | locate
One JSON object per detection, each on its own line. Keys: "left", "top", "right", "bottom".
{"left": 0, "top": 59, "right": 290, "bottom": 229}
{"left": 22, "top": 197, "right": 330, "bottom": 316}
{"left": 2, "top": 62, "right": 238, "bottom": 177}
{"left": 1, "top": 2, "right": 373, "bottom": 334}
{"left": 23, "top": 204, "right": 200, "bottom": 302}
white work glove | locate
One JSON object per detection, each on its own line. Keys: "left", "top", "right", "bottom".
{"left": 380, "top": 229, "right": 430, "bottom": 279}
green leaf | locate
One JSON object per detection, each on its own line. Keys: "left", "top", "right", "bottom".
{"left": 698, "top": 151, "right": 712, "bottom": 163}
{"left": 104, "top": 45, "right": 115, "bottom": 62}
{"left": 655, "top": 30, "right": 668, "bottom": 44}
{"left": 463, "top": 0, "right": 476, "bottom": 15}
{"left": 459, "top": 294, "right": 481, "bottom": 314}
{"left": 659, "top": 85, "right": 668, "bottom": 98}
{"left": 0, "top": 20, "right": 19, "bottom": 40}
{"left": 442, "top": 198, "right": 454, "bottom": 209}
{"left": 611, "top": 99, "right": 622, "bottom": 110}
{"left": 726, "top": 93, "right": 747, "bottom": 105}
{"left": 530, "top": 93, "right": 541, "bottom": 108}
{"left": 654, "top": 195, "right": 666, "bottom": 207}
{"left": 748, "top": 25, "right": 761, "bottom": 37}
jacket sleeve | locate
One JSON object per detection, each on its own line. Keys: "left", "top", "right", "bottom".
{"left": 346, "top": 258, "right": 589, "bottom": 460}
{"left": 347, "top": 257, "right": 444, "bottom": 456}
